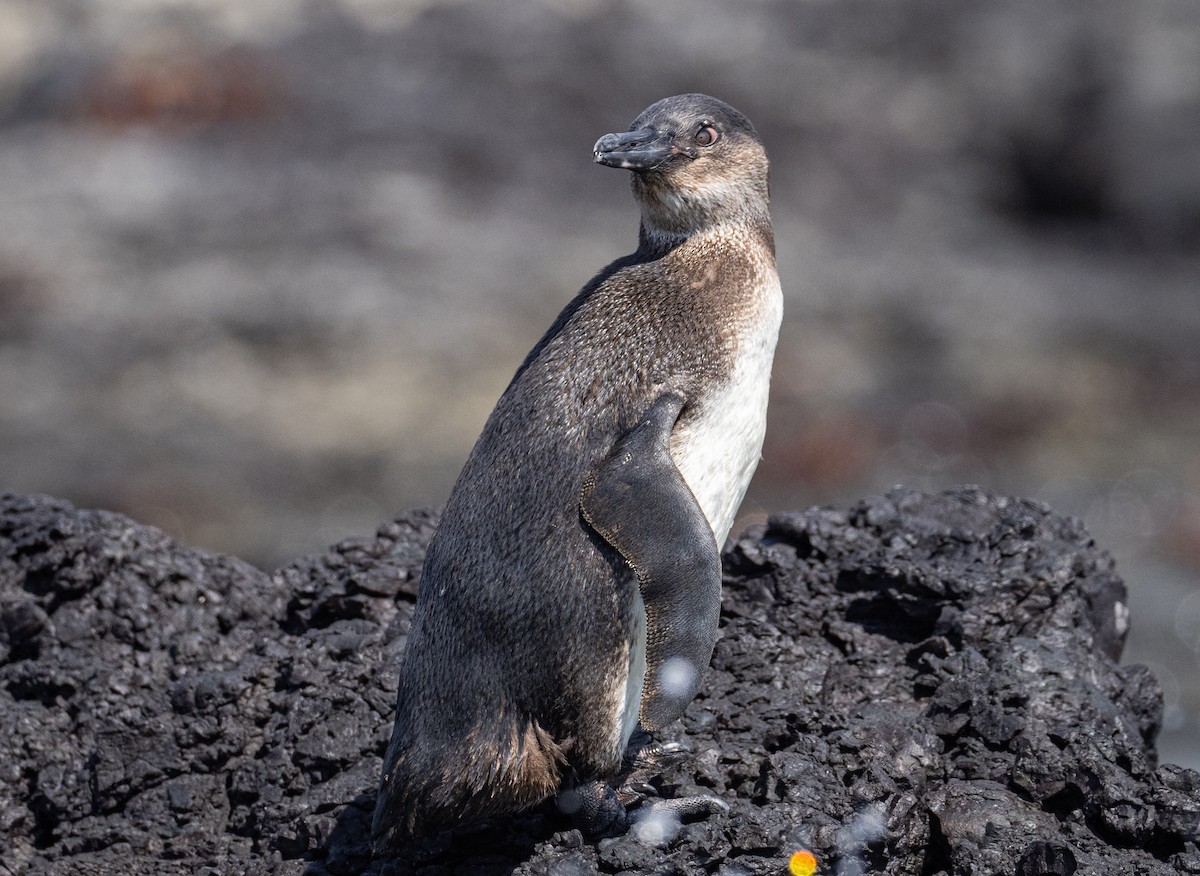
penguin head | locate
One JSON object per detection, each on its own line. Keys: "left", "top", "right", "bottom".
{"left": 593, "top": 93, "right": 770, "bottom": 238}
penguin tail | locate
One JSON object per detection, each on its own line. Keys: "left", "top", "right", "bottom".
{"left": 371, "top": 712, "right": 567, "bottom": 852}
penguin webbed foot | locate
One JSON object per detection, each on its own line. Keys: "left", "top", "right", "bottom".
{"left": 620, "top": 733, "right": 729, "bottom": 836}
{"left": 559, "top": 779, "right": 728, "bottom": 839}
{"left": 630, "top": 792, "right": 730, "bottom": 828}
{"left": 557, "top": 779, "right": 629, "bottom": 838}
{"left": 619, "top": 728, "right": 691, "bottom": 800}
{"left": 625, "top": 737, "right": 691, "bottom": 773}
{"left": 560, "top": 730, "right": 727, "bottom": 839}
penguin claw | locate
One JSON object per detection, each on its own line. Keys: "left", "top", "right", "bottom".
{"left": 632, "top": 740, "right": 691, "bottom": 769}
{"left": 623, "top": 731, "right": 691, "bottom": 771}
{"left": 615, "top": 785, "right": 646, "bottom": 808}
{"left": 617, "top": 735, "right": 693, "bottom": 804}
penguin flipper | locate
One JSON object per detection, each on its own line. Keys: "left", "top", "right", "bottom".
{"left": 580, "top": 392, "right": 722, "bottom": 732}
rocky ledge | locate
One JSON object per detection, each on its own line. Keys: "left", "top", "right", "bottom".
{"left": 1, "top": 486, "right": 1198, "bottom": 875}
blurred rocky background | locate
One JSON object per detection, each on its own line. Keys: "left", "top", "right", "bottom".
{"left": 0, "top": 0, "right": 1197, "bottom": 766}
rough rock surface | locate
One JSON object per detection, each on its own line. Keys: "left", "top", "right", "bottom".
{"left": 1, "top": 486, "right": 1197, "bottom": 875}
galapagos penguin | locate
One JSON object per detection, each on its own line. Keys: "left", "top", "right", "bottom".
{"left": 372, "top": 93, "right": 782, "bottom": 847}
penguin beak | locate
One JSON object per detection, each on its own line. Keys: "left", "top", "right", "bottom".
{"left": 593, "top": 127, "right": 692, "bottom": 170}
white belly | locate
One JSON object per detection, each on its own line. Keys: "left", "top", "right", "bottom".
{"left": 671, "top": 274, "right": 782, "bottom": 546}
{"left": 616, "top": 588, "right": 647, "bottom": 753}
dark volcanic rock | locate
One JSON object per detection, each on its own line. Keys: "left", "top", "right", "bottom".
{"left": 1, "top": 487, "right": 1197, "bottom": 875}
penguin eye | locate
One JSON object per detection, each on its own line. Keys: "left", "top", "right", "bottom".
{"left": 694, "top": 125, "right": 719, "bottom": 147}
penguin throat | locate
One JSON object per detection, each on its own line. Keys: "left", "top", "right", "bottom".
{"left": 633, "top": 177, "right": 770, "bottom": 248}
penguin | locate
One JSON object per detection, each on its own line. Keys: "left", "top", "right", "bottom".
{"left": 372, "top": 93, "right": 782, "bottom": 848}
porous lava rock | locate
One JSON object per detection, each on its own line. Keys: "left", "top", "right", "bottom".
{"left": 1, "top": 487, "right": 1197, "bottom": 875}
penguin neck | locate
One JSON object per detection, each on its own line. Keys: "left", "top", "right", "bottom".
{"left": 636, "top": 212, "right": 775, "bottom": 260}
{"left": 631, "top": 169, "right": 772, "bottom": 256}
{"left": 636, "top": 222, "right": 690, "bottom": 257}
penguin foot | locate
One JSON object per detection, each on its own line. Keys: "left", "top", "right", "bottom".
{"left": 556, "top": 780, "right": 628, "bottom": 837}
{"left": 625, "top": 794, "right": 730, "bottom": 845}
{"left": 621, "top": 727, "right": 690, "bottom": 774}
{"left": 616, "top": 743, "right": 688, "bottom": 804}
{"left": 617, "top": 730, "right": 692, "bottom": 804}
{"left": 559, "top": 779, "right": 729, "bottom": 840}
{"left": 560, "top": 731, "right": 727, "bottom": 838}
{"left": 633, "top": 793, "right": 730, "bottom": 820}
{"left": 628, "top": 738, "right": 691, "bottom": 771}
